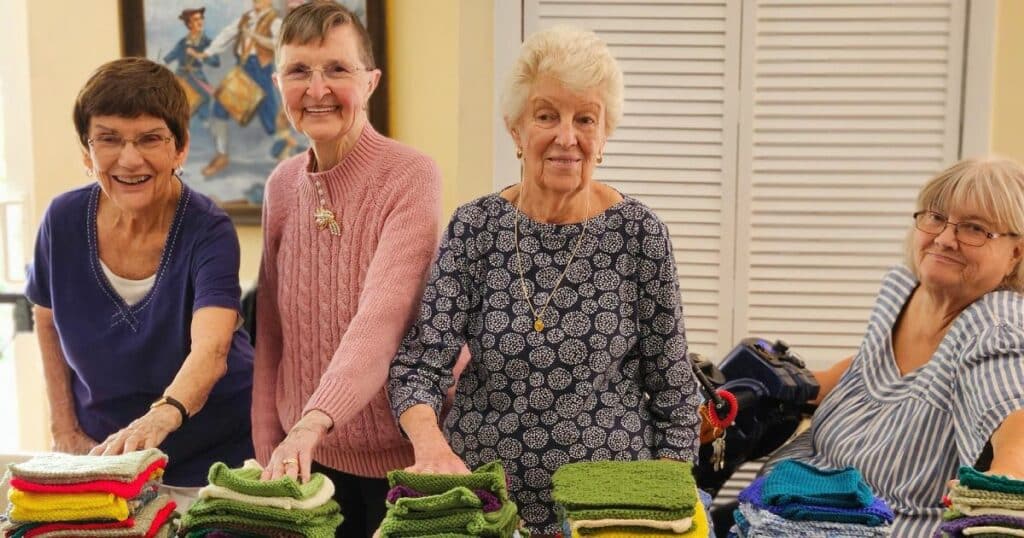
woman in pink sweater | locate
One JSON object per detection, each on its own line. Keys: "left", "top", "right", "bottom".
{"left": 252, "top": 3, "right": 441, "bottom": 536}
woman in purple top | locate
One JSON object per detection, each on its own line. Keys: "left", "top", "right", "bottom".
{"left": 25, "top": 58, "right": 254, "bottom": 491}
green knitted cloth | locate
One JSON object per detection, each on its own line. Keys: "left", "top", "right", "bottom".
{"left": 387, "top": 461, "right": 509, "bottom": 499}
{"left": 205, "top": 461, "right": 325, "bottom": 500}
{"left": 387, "top": 486, "right": 485, "bottom": 518}
{"left": 552, "top": 460, "right": 696, "bottom": 521}
{"left": 951, "top": 484, "right": 1024, "bottom": 510}
{"left": 182, "top": 511, "right": 339, "bottom": 538}
{"left": 379, "top": 498, "right": 519, "bottom": 538}
{"left": 960, "top": 466, "right": 1024, "bottom": 496}
{"left": 182, "top": 496, "right": 341, "bottom": 537}
{"left": 184, "top": 521, "right": 304, "bottom": 538}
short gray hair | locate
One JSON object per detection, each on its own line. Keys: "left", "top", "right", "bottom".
{"left": 906, "top": 156, "right": 1024, "bottom": 292}
{"left": 501, "top": 25, "right": 623, "bottom": 135}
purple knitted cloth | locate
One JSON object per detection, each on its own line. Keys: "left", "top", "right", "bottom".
{"left": 385, "top": 485, "right": 502, "bottom": 512}
{"left": 740, "top": 476, "right": 894, "bottom": 526}
{"left": 938, "top": 513, "right": 1024, "bottom": 536}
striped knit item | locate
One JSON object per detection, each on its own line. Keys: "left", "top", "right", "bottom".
{"left": 959, "top": 466, "right": 1024, "bottom": 496}
{"left": 253, "top": 123, "right": 442, "bottom": 478}
{"left": 552, "top": 461, "right": 696, "bottom": 521}
{"left": 7, "top": 450, "right": 166, "bottom": 485}
{"left": 14, "top": 495, "right": 174, "bottom": 538}
{"left": 7, "top": 490, "right": 129, "bottom": 523}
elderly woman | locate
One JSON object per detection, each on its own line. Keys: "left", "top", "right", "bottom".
{"left": 25, "top": 58, "right": 254, "bottom": 497}
{"left": 764, "top": 157, "right": 1024, "bottom": 537}
{"left": 388, "top": 26, "right": 702, "bottom": 535}
{"left": 252, "top": 2, "right": 441, "bottom": 537}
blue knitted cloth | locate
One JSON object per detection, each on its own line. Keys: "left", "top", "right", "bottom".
{"left": 761, "top": 459, "right": 875, "bottom": 509}
{"left": 739, "top": 475, "right": 893, "bottom": 526}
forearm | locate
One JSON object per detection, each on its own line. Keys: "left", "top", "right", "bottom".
{"left": 399, "top": 404, "right": 449, "bottom": 450}
{"left": 811, "top": 355, "right": 853, "bottom": 405}
{"left": 990, "top": 410, "right": 1024, "bottom": 478}
{"left": 35, "top": 309, "right": 80, "bottom": 435}
{"left": 164, "top": 306, "right": 235, "bottom": 416}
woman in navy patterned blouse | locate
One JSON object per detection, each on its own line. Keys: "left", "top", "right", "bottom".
{"left": 387, "top": 26, "right": 702, "bottom": 535}
{"left": 769, "top": 157, "right": 1024, "bottom": 537}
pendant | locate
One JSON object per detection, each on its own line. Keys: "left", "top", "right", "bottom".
{"left": 314, "top": 207, "right": 341, "bottom": 236}
{"left": 534, "top": 318, "right": 545, "bottom": 332}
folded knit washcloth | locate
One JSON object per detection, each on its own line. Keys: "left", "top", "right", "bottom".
{"left": 951, "top": 484, "right": 1024, "bottom": 511}
{"left": 762, "top": 459, "right": 875, "bottom": 509}
{"left": 16, "top": 494, "right": 174, "bottom": 538}
{"left": 959, "top": 466, "right": 1024, "bottom": 496}
{"left": 7, "top": 489, "right": 129, "bottom": 523}
{"left": 938, "top": 512, "right": 1024, "bottom": 536}
{"left": 738, "top": 475, "right": 893, "bottom": 526}
{"left": 949, "top": 503, "right": 1024, "bottom": 518}
{"left": 386, "top": 486, "right": 483, "bottom": 518}
{"left": 182, "top": 496, "right": 341, "bottom": 538}
{"left": 182, "top": 512, "right": 339, "bottom": 538}
{"left": 572, "top": 496, "right": 709, "bottom": 537}
{"left": 387, "top": 461, "right": 511, "bottom": 499}
{"left": 552, "top": 461, "right": 696, "bottom": 522}
{"left": 206, "top": 460, "right": 326, "bottom": 500}
{"left": 183, "top": 521, "right": 304, "bottom": 538}
{"left": 962, "top": 527, "right": 1024, "bottom": 536}
{"left": 8, "top": 463, "right": 165, "bottom": 498}
{"left": 378, "top": 498, "right": 519, "bottom": 538}
{"left": 735, "top": 502, "right": 891, "bottom": 538}
{"left": 571, "top": 514, "right": 693, "bottom": 534}
{"left": 7, "top": 450, "right": 167, "bottom": 485}
{"left": 197, "top": 473, "right": 335, "bottom": 510}
{"left": 387, "top": 485, "right": 503, "bottom": 513}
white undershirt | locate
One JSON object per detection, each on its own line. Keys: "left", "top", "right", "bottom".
{"left": 99, "top": 260, "right": 155, "bottom": 306}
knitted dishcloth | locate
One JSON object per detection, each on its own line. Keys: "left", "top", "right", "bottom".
{"left": 960, "top": 466, "right": 1024, "bottom": 496}
{"left": 734, "top": 502, "right": 892, "bottom": 538}
{"left": 182, "top": 496, "right": 341, "bottom": 527}
{"left": 387, "top": 461, "right": 510, "bottom": 499}
{"left": 20, "top": 495, "right": 174, "bottom": 538}
{"left": 7, "top": 489, "right": 129, "bottom": 523}
{"left": 962, "top": 527, "right": 1024, "bottom": 536}
{"left": 197, "top": 475, "right": 335, "bottom": 510}
{"left": 183, "top": 520, "right": 304, "bottom": 538}
{"left": 387, "top": 485, "right": 503, "bottom": 513}
{"left": 206, "top": 460, "right": 326, "bottom": 500}
{"left": 573, "top": 496, "right": 709, "bottom": 537}
{"left": 7, "top": 449, "right": 166, "bottom": 484}
{"left": 387, "top": 486, "right": 483, "bottom": 518}
{"left": 761, "top": 459, "right": 874, "bottom": 509}
{"left": 938, "top": 512, "right": 1024, "bottom": 536}
{"left": 951, "top": 484, "right": 1024, "bottom": 510}
{"left": 738, "top": 475, "right": 893, "bottom": 526}
{"left": 571, "top": 515, "right": 692, "bottom": 534}
{"left": 950, "top": 503, "right": 1024, "bottom": 518}
{"left": 378, "top": 498, "right": 519, "bottom": 538}
{"left": 9, "top": 462, "right": 165, "bottom": 497}
{"left": 181, "top": 511, "right": 340, "bottom": 538}
{"left": 552, "top": 461, "right": 696, "bottom": 517}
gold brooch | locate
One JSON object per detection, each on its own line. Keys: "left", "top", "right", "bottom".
{"left": 314, "top": 207, "right": 341, "bottom": 236}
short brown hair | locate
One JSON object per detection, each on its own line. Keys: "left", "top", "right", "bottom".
{"left": 73, "top": 57, "right": 189, "bottom": 151}
{"left": 178, "top": 7, "right": 205, "bottom": 28}
{"left": 277, "top": 1, "right": 375, "bottom": 69}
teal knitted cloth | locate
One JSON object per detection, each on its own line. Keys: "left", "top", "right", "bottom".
{"left": 387, "top": 486, "right": 484, "bottom": 518}
{"left": 379, "top": 497, "right": 519, "bottom": 538}
{"left": 387, "top": 461, "right": 510, "bottom": 499}
{"left": 205, "top": 461, "right": 325, "bottom": 500}
{"left": 762, "top": 459, "right": 874, "bottom": 508}
{"left": 551, "top": 460, "right": 697, "bottom": 521}
{"left": 960, "top": 466, "right": 1024, "bottom": 495}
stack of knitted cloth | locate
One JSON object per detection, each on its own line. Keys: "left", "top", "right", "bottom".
{"left": 937, "top": 466, "right": 1024, "bottom": 537}
{"left": 179, "top": 460, "right": 341, "bottom": 538}
{"left": 379, "top": 461, "right": 521, "bottom": 538}
{"left": 0, "top": 449, "right": 177, "bottom": 538}
{"left": 728, "top": 459, "right": 893, "bottom": 538}
{"left": 551, "top": 460, "right": 709, "bottom": 537}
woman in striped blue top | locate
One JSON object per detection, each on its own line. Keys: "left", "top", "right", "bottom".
{"left": 767, "top": 157, "right": 1024, "bottom": 537}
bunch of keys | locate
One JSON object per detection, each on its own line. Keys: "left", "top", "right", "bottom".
{"left": 711, "top": 432, "right": 727, "bottom": 471}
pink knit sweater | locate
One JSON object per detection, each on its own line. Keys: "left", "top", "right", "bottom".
{"left": 252, "top": 124, "right": 441, "bottom": 477}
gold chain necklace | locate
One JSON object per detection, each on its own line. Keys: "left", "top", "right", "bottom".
{"left": 513, "top": 187, "right": 591, "bottom": 332}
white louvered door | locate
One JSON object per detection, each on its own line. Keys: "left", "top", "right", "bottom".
{"left": 524, "top": 0, "right": 742, "bottom": 359}
{"left": 521, "top": 0, "right": 968, "bottom": 367}
{"left": 733, "top": 0, "right": 966, "bottom": 368}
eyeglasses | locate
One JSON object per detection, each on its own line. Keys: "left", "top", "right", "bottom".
{"left": 87, "top": 133, "right": 174, "bottom": 157}
{"left": 912, "top": 210, "right": 1019, "bottom": 247}
{"left": 280, "top": 63, "right": 368, "bottom": 84}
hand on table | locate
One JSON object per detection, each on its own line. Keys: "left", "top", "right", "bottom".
{"left": 406, "top": 441, "right": 470, "bottom": 475}
{"left": 89, "top": 405, "right": 181, "bottom": 455}
{"left": 262, "top": 410, "right": 333, "bottom": 484}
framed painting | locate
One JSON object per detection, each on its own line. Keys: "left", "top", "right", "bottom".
{"left": 120, "top": 0, "right": 388, "bottom": 224}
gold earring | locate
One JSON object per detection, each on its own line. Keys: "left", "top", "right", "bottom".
{"left": 85, "top": 169, "right": 94, "bottom": 177}
{"left": 596, "top": 154, "right": 603, "bottom": 164}
{"left": 516, "top": 148, "right": 523, "bottom": 159}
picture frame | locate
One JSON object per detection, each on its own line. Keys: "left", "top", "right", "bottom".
{"left": 119, "top": 0, "right": 389, "bottom": 225}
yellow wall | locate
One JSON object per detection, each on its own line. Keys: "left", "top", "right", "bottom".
{"left": 992, "top": 0, "right": 1024, "bottom": 162}
{"left": 387, "top": 0, "right": 494, "bottom": 219}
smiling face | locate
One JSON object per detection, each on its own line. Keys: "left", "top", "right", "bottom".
{"left": 82, "top": 114, "right": 186, "bottom": 213}
{"left": 274, "top": 24, "right": 380, "bottom": 152}
{"left": 913, "top": 204, "right": 1023, "bottom": 301}
{"left": 510, "top": 76, "right": 608, "bottom": 194}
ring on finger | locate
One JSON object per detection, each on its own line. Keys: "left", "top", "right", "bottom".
{"left": 282, "top": 458, "right": 298, "bottom": 467}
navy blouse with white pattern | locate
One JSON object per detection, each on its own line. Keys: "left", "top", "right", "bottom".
{"left": 388, "top": 192, "right": 702, "bottom": 533}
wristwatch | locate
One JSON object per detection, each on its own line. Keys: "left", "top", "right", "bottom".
{"left": 150, "top": 395, "right": 189, "bottom": 426}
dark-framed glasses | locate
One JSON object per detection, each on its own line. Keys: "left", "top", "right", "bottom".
{"left": 87, "top": 133, "right": 174, "bottom": 156}
{"left": 912, "top": 210, "right": 1019, "bottom": 247}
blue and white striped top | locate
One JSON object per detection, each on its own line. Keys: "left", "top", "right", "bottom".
{"left": 768, "top": 265, "right": 1024, "bottom": 537}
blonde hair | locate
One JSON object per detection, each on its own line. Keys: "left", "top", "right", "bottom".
{"left": 501, "top": 25, "right": 623, "bottom": 135}
{"left": 906, "top": 156, "right": 1024, "bottom": 292}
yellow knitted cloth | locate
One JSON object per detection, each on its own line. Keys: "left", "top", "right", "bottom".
{"left": 571, "top": 498, "right": 708, "bottom": 538}
{"left": 8, "top": 489, "right": 129, "bottom": 522}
